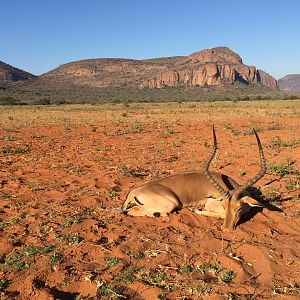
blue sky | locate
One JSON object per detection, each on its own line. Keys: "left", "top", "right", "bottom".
{"left": 1, "top": 0, "right": 299, "bottom": 79}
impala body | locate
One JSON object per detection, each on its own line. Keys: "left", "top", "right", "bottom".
{"left": 124, "top": 172, "right": 240, "bottom": 215}
{"left": 122, "top": 127, "right": 266, "bottom": 232}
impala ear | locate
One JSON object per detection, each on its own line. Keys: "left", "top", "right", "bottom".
{"left": 241, "top": 196, "right": 266, "bottom": 208}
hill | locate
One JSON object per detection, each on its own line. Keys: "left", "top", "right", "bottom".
{"left": 278, "top": 74, "right": 300, "bottom": 92}
{"left": 0, "top": 61, "right": 36, "bottom": 87}
{"left": 40, "top": 47, "right": 278, "bottom": 90}
{"left": 1, "top": 47, "right": 289, "bottom": 104}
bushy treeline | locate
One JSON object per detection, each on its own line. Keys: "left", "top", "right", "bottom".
{"left": 0, "top": 82, "right": 297, "bottom": 105}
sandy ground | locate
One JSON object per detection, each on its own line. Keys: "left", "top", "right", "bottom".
{"left": 0, "top": 101, "right": 299, "bottom": 299}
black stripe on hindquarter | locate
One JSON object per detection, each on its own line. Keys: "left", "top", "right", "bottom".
{"left": 134, "top": 196, "right": 144, "bottom": 206}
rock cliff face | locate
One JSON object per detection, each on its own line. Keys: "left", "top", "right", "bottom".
{"left": 278, "top": 74, "right": 300, "bottom": 92}
{"left": 139, "top": 47, "right": 277, "bottom": 89}
{"left": 41, "top": 47, "right": 278, "bottom": 90}
{"left": 0, "top": 61, "right": 36, "bottom": 85}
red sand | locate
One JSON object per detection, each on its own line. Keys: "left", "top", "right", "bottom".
{"left": 0, "top": 102, "right": 299, "bottom": 299}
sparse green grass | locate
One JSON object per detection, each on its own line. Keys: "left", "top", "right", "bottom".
{"left": 109, "top": 189, "right": 120, "bottom": 199}
{"left": 173, "top": 139, "right": 186, "bottom": 147}
{"left": 49, "top": 252, "right": 63, "bottom": 267}
{"left": 226, "top": 292, "right": 258, "bottom": 300}
{"left": 111, "top": 121, "right": 144, "bottom": 135}
{"left": 159, "top": 124, "right": 175, "bottom": 137}
{"left": 273, "top": 283, "right": 300, "bottom": 296}
{"left": 268, "top": 160, "right": 299, "bottom": 177}
{"left": 223, "top": 123, "right": 233, "bottom": 130}
{"left": 219, "top": 270, "right": 235, "bottom": 284}
{"left": 0, "top": 278, "right": 8, "bottom": 292}
{"left": 14, "top": 200, "right": 26, "bottom": 207}
{"left": 244, "top": 127, "right": 263, "bottom": 135}
{"left": 267, "top": 122, "right": 282, "bottom": 131}
{"left": 0, "top": 147, "right": 30, "bottom": 155}
{"left": 60, "top": 278, "right": 70, "bottom": 285}
{"left": 267, "top": 136, "right": 299, "bottom": 150}
{"left": 134, "top": 251, "right": 145, "bottom": 261}
{"left": 1, "top": 192, "right": 11, "bottom": 199}
{"left": 138, "top": 269, "right": 170, "bottom": 289}
{"left": 55, "top": 233, "right": 83, "bottom": 245}
{"left": 106, "top": 257, "right": 124, "bottom": 267}
{"left": 0, "top": 213, "right": 27, "bottom": 230}
{"left": 96, "top": 282, "right": 127, "bottom": 299}
{"left": 115, "top": 267, "right": 142, "bottom": 283}
{"left": 0, "top": 217, "right": 20, "bottom": 230}
{"left": 5, "top": 245, "right": 54, "bottom": 270}
{"left": 131, "top": 120, "right": 144, "bottom": 133}
{"left": 180, "top": 265, "right": 193, "bottom": 275}
{"left": 196, "top": 261, "right": 221, "bottom": 276}
{"left": 0, "top": 134, "right": 17, "bottom": 141}
{"left": 285, "top": 179, "right": 300, "bottom": 191}
{"left": 112, "top": 128, "right": 126, "bottom": 135}
{"left": 57, "top": 215, "right": 83, "bottom": 229}
{"left": 119, "top": 163, "right": 149, "bottom": 178}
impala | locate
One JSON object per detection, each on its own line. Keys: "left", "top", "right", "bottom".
{"left": 122, "top": 126, "right": 266, "bottom": 232}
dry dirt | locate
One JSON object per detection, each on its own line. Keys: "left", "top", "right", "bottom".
{"left": 0, "top": 101, "right": 299, "bottom": 300}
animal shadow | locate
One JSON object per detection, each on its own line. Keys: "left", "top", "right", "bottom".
{"left": 237, "top": 186, "right": 283, "bottom": 227}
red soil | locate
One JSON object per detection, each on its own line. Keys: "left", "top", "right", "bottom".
{"left": 0, "top": 102, "right": 299, "bottom": 299}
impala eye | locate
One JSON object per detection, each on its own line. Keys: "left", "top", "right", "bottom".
{"left": 237, "top": 207, "right": 243, "bottom": 213}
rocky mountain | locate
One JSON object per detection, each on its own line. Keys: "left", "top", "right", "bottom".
{"left": 278, "top": 74, "right": 300, "bottom": 92}
{"left": 1, "top": 47, "right": 284, "bottom": 104}
{"left": 0, "top": 61, "right": 36, "bottom": 86}
{"left": 41, "top": 47, "right": 278, "bottom": 90}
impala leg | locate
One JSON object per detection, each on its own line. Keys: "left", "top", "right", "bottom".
{"left": 125, "top": 206, "right": 156, "bottom": 217}
{"left": 191, "top": 198, "right": 225, "bottom": 219}
{"left": 125, "top": 206, "right": 170, "bottom": 221}
{"left": 191, "top": 208, "right": 225, "bottom": 219}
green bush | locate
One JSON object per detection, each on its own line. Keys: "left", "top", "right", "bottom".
{"left": 33, "top": 98, "right": 51, "bottom": 105}
{"left": 0, "top": 96, "right": 18, "bottom": 105}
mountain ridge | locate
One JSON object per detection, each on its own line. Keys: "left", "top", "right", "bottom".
{"left": 2, "top": 46, "right": 291, "bottom": 104}
{"left": 40, "top": 46, "right": 278, "bottom": 90}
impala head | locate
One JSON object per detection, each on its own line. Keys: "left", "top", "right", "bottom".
{"left": 221, "top": 195, "right": 265, "bottom": 232}
{"left": 204, "top": 126, "right": 266, "bottom": 232}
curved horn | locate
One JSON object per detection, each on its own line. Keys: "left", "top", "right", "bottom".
{"left": 232, "top": 128, "right": 266, "bottom": 200}
{"left": 204, "top": 126, "right": 231, "bottom": 199}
